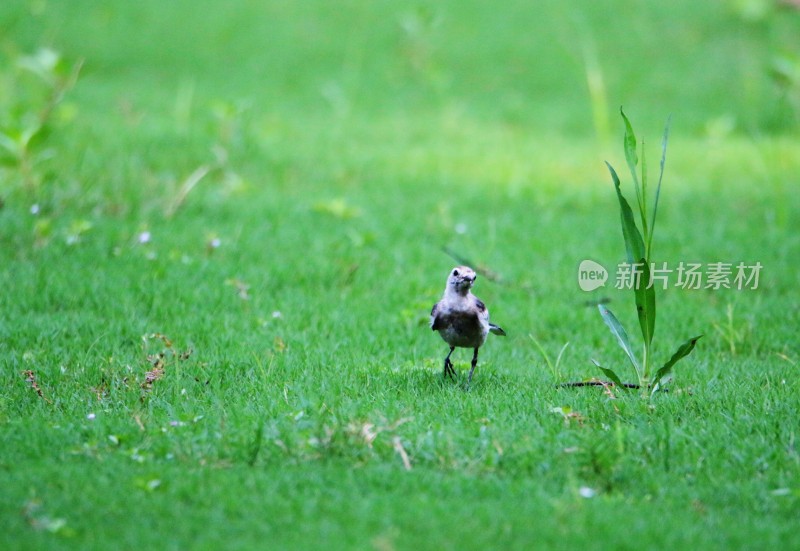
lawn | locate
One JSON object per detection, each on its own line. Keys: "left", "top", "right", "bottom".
{"left": 1, "top": 1, "right": 799, "bottom": 549}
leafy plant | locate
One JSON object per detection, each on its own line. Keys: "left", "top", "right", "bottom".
{"left": 593, "top": 109, "right": 702, "bottom": 397}
{"left": 0, "top": 48, "right": 82, "bottom": 193}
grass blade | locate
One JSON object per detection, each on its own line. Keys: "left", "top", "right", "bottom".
{"left": 647, "top": 116, "right": 671, "bottom": 257}
{"left": 651, "top": 335, "right": 703, "bottom": 395}
{"left": 598, "top": 304, "right": 641, "bottom": 378}
{"left": 605, "top": 162, "right": 645, "bottom": 264}
{"left": 641, "top": 137, "right": 648, "bottom": 235}
{"left": 591, "top": 359, "right": 627, "bottom": 389}
{"left": 529, "top": 334, "right": 555, "bottom": 378}
{"left": 555, "top": 342, "right": 570, "bottom": 370}
{"left": 166, "top": 164, "right": 211, "bottom": 218}
{"left": 530, "top": 336, "right": 570, "bottom": 380}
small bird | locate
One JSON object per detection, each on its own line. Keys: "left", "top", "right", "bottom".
{"left": 430, "top": 266, "right": 506, "bottom": 385}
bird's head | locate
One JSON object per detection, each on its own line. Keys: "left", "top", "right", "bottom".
{"left": 446, "top": 266, "right": 476, "bottom": 295}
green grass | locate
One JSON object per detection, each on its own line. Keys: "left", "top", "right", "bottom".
{"left": 1, "top": 1, "right": 799, "bottom": 549}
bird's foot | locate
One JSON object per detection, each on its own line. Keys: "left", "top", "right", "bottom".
{"left": 443, "top": 358, "right": 456, "bottom": 380}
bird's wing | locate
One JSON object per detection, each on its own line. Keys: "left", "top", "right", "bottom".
{"left": 474, "top": 296, "right": 506, "bottom": 336}
{"left": 430, "top": 302, "right": 444, "bottom": 331}
{"left": 474, "top": 297, "right": 490, "bottom": 324}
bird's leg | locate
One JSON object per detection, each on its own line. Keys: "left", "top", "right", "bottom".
{"left": 443, "top": 346, "right": 456, "bottom": 379}
{"left": 467, "top": 347, "right": 479, "bottom": 386}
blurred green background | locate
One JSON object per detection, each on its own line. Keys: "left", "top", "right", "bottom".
{"left": 3, "top": 0, "right": 800, "bottom": 138}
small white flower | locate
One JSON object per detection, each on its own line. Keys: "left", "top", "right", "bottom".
{"left": 30, "top": 204, "right": 40, "bottom": 215}
{"left": 138, "top": 231, "right": 151, "bottom": 244}
{"left": 87, "top": 413, "right": 96, "bottom": 420}
{"left": 579, "top": 486, "right": 596, "bottom": 499}
{"left": 272, "top": 311, "right": 283, "bottom": 319}
{"left": 209, "top": 237, "right": 221, "bottom": 249}
{"left": 454, "top": 222, "right": 467, "bottom": 234}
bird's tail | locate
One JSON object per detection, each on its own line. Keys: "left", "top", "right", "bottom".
{"left": 489, "top": 323, "right": 507, "bottom": 337}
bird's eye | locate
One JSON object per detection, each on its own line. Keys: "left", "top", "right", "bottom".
{"left": 453, "top": 269, "right": 459, "bottom": 276}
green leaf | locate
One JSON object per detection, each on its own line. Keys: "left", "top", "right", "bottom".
{"left": 606, "top": 162, "right": 645, "bottom": 264}
{"left": 621, "top": 107, "right": 638, "bottom": 174}
{"left": 633, "top": 257, "right": 656, "bottom": 349}
{"left": 0, "top": 132, "right": 22, "bottom": 159}
{"left": 27, "top": 122, "right": 50, "bottom": 152}
{"left": 17, "top": 48, "right": 62, "bottom": 86}
{"left": 651, "top": 335, "right": 703, "bottom": 394}
{"left": 591, "top": 359, "right": 628, "bottom": 389}
{"left": 620, "top": 107, "right": 645, "bottom": 224}
{"left": 597, "top": 304, "right": 641, "bottom": 378}
{"left": 606, "top": 159, "right": 653, "bottom": 351}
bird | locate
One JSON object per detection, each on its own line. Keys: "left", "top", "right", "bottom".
{"left": 430, "top": 266, "right": 506, "bottom": 385}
